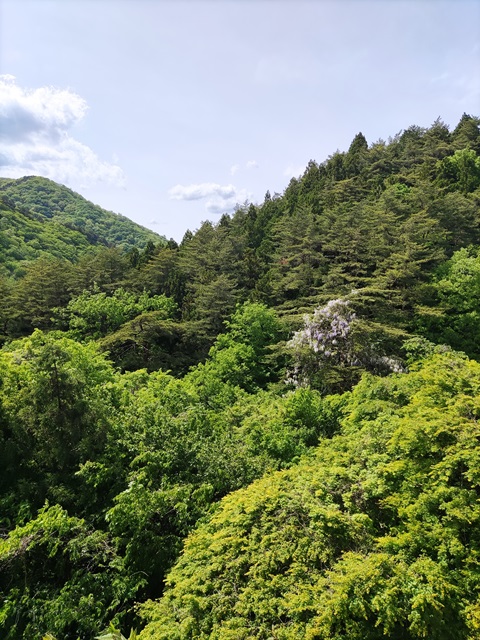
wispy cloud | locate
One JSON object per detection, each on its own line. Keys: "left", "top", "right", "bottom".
{"left": 169, "top": 181, "right": 250, "bottom": 214}
{"left": 169, "top": 183, "right": 237, "bottom": 201}
{"left": 0, "top": 75, "right": 125, "bottom": 187}
{"left": 283, "top": 164, "right": 304, "bottom": 179}
{"left": 230, "top": 160, "right": 259, "bottom": 176}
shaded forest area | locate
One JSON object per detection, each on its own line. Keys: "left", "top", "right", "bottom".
{"left": 1, "top": 114, "right": 480, "bottom": 639}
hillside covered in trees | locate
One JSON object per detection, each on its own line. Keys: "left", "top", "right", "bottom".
{"left": 0, "top": 176, "right": 163, "bottom": 275}
{"left": 1, "top": 114, "right": 480, "bottom": 639}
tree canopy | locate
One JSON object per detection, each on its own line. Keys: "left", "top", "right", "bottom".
{"left": 1, "top": 114, "right": 480, "bottom": 639}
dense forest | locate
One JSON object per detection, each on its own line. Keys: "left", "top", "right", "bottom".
{"left": 1, "top": 114, "right": 480, "bottom": 639}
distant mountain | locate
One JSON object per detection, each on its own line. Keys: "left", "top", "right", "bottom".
{"left": 0, "top": 176, "right": 164, "bottom": 273}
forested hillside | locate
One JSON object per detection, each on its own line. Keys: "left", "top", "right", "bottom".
{"left": 0, "top": 176, "right": 163, "bottom": 275}
{"left": 1, "top": 114, "right": 480, "bottom": 639}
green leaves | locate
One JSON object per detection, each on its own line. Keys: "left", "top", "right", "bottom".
{"left": 437, "top": 148, "right": 480, "bottom": 193}
{"left": 190, "top": 302, "right": 285, "bottom": 392}
{"left": 0, "top": 505, "right": 143, "bottom": 640}
{"left": 420, "top": 247, "right": 480, "bottom": 357}
{"left": 0, "top": 331, "right": 117, "bottom": 520}
{"left": 139, "top": 352, "right": 480, "bottom": 640}
{"left": 96, "top": 624, "right": 138, "bottom": 640}
{"left": 0, "top": 176, "right": 162, "bottom": 256}
{"left": 2, "top": 115, "right": 480, "bottom": 639}
{"left": 56, "top": 287, "right": 178, "bottom": 340}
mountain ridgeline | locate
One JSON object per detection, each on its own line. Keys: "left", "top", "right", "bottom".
{"left": 1, "top": 114, "right": 480, "bottom": 639}
{"left": 0, "top": 175, "right": 164, "bottom": 273}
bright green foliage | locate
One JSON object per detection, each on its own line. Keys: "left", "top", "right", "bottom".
{"left": 101, "top": 308, "right": 329, "bottom": 599}
{"left": 1, "top": 115, "right": 480, "bottom": 639}
{"left": 96, "top": 624, "right": 138, "bottom": 639}
{"left": 437, "top": 148, "right": 480, "bottom": 193}
{"left": 0, "top": 505, "right": 143, "bottom": 640}
{"left": 139, "top": 352, "right": 480, "bottom": 639}
{"left": 56, "top": 287, "right": 177, "bottom": 340}
{"left": 0, "top": 176, "right": 163, "bottom": 257}
{"left": 0, "top": 195, "right": 91, "bottom": 275}
{"left": 186, "top": 302, "right": 285, "bottom": 392}
{"left": 105, "top": 377, "right": 332, "bottom": 597}
{"left": 421, "top": 247, "right": 480, "bottom": 357}
{"left": 218, "top": 301, "right": 282, "bottom": 352}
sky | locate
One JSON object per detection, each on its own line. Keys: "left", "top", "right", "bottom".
{"left": 1, "top": 0, "right": 479, "bottom": 242}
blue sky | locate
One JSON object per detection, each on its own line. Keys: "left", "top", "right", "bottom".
{"left": 1, "top": 0, "right": 479, "bottom": 241}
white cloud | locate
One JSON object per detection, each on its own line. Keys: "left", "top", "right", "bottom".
{"left": 246, "top": 160, "right": 259, "bottom": 169}
{"left": 169, "top": 182, "right": 237, "bottom": 201}
{"left": 230, "top": 164, "right": 240, "bottom": 176}
{"left": 169, "top": 181, "right": 251, "bottom": 214}
{"left": 0, "top": 75, "right": 125, "bottom": 187}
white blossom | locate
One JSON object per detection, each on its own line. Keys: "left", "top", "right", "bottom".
{"left": 286, "top": 297, "right": 404, "bottom": 388}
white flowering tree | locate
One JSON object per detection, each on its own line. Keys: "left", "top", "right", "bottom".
{"left": 286, "top": 298, "right": 404, "bottom": 392}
